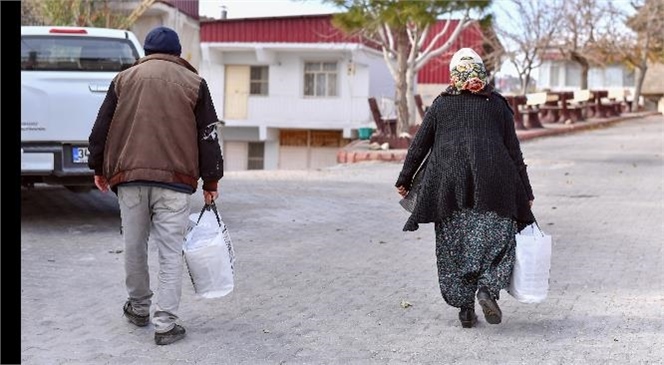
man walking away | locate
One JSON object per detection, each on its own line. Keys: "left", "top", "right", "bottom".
{"left": 88, "top": 26, "right": 224, "bottom": 345}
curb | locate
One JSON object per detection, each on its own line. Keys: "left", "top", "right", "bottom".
{"left": 516, "top": 111, "right": 661, "bottom": 141}
{"left": 337, "top": 111, "right": 662, "bottom": 164}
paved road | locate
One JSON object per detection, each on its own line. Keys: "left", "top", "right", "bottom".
{"left": 21, "top": 115, "right": 664, "bottom": 364}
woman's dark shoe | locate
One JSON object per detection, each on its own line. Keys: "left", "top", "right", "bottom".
{"left": 458, "top": 307, "right": 477, "bottom": 328}
{"left": 477, "top": 288, "right": 502, "bottom": 324}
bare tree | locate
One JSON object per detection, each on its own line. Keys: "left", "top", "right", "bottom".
{"left": 476, "top": 15, "right": 505, "bottom": 86}
{"left": 329, "top": 0, "right": 490, "bottom": 133}
{"left": 597, "top": 0, "right": 664, "bottom": 111}
{"left": 494, "top": 0, "right": 561, "bottom": 94}
{"left": 557, "top": 0, "right": 614, "bottom": 89}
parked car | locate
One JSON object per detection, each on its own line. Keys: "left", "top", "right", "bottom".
{"left": 21, "top": 26, "right": 144, "bottom": 192}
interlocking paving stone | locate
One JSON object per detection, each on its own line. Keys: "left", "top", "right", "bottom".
{"left": 20, "top": 115, "right": 664, "bottom": 364}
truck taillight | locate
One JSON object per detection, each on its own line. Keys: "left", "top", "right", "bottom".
{"left": 49, "top": 28, "right": 87, "bottom": 34}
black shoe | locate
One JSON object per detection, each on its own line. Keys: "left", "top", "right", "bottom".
{"left": 123, "top": 301, "right": 150, "bottom": 327}
{"left": 477, "top": 288, "right": 502, "bottom": 324}
{"left": 154, "top": 324, "right": 186, "bottom": 345}
{"left": 458, "top": 307, "right": 477, "bottom": 328}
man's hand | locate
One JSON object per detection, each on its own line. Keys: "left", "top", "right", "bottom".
{"left": 397, "top": 185, "right": 408, "bottom": 198}
{"left": 203, "top": 190, "right": 218, "bottom": 205}
{"left": 94, "top": 175, "right": 109, "bottom": 192}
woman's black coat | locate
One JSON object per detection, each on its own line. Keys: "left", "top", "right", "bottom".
{"left": 395, "top": 87, "right": 535, "bottom": 231}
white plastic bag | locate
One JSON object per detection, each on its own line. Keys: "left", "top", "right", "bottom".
{"left": 508, "top": 223, "right": 552, "bottom": 303}
{"left": 183, "top": 203, "right": 235, "bottom": 299}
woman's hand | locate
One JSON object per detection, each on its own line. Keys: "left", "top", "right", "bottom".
{"left": 397, "top": 186, "right": 408, "bottom": 198}
{"left": 529, "top": 200, "right": 534, "bottom": 208}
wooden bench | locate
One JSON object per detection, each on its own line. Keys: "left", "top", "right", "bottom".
{"left": 414, "top": 94, "right": 427, "bottom": 120}
{"left": 538, "top": 93, "right": 559, "bottom": 123}
{"left": 367, "top": 97, "right": 397, "bottom": 138}
{"left": 504, "top": 95, "right": 528, "bottom": 130}
{"left": 605, "top": 87, "right": 625, "bottom": 117}
{"left": 557, "top": 91, "right": 576, "bottom": 123}
{"left": 587, "top": 90, "right": 602, "bottom": 118}
{"left": 589, "top": 90, "right": 620, "bottom": 118}
{"left": 566, "top": 89, "right": 591, "bottom": 122}
{"left": 521, "top": 92, "right": 546, "bottom": 129}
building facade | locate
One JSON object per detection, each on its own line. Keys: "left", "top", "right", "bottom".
{"left": 199, "top": 14, "right": 492, "bottom": 170}
{"left": 200, "top": 14, "right": 394, "bottom": 171}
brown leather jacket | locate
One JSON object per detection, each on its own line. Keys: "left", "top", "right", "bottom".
{"left": 88, "top": 54, "right": 223, "bottom": 192}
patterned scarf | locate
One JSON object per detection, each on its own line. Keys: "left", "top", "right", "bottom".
{"left": 446, "top": 56, "right": 489, "bottom": 95}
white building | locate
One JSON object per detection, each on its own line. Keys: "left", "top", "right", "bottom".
{"left": 199, "top": 15, "right": 394, "bottom": 171}
{"left": 117, "top": 0, "right": 202, "bottom": 68}
{"left": 536, "top": 49, "right": 635, "bottom": 91}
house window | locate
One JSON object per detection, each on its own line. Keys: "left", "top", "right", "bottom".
{"left": 247, "top": 142, "right": 264, "bottom": 170}
{"left": 605, "top": 66, "right": 622, "bottom": 87}
{"left": 304, "top": 62, "right": 337, "bottom": 97}
{"left": 550, "top": 63, "right": 560, "bottom": 88}
{"left": 623, "top": 68, "right": 635, "bottom": 87}
{"left": 250, "top": 66, "right": 268, "bottom": 95}
{"left": 565, "top": 62, "right": 581, "bottom": 88}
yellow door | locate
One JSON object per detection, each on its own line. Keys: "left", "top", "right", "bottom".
{"left": 224, "top": 65, "right": 249, "bottom": 119}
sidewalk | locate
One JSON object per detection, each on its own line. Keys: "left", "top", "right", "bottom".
{"left": 337, "top": 111, "right": 661, "bottom": 164}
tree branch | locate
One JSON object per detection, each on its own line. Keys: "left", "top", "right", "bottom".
{"left": 415, "top": 10, "right": 471, "bottom": 71}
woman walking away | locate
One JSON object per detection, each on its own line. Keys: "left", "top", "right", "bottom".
{"left": 395, "top": 48, "right": 535, "bottom": 328}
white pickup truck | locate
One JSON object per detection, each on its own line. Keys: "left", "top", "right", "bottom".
{"left": 21, "top": 26, "right": 144, "bottom": 192}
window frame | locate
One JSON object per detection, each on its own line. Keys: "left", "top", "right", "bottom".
{"left": 549, "top": 62, "right": 561, "bottom": 88}
{"left": 247, "top": 142, "right": 265, "bottom": 170}
{"left": 249, "top": 65, "right": 269, "bottom": 96}
{"left": 303, "top": 61, "right": 338, "bottom": 98}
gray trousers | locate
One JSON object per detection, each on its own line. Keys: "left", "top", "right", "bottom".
{"left": 117, "top": 185, "right": 190, "bottom": 333}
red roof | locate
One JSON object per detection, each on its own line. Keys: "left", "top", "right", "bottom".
{"left": 201, "top": 14, "right": 486, "bottom": 84}
{"left": 201, "top": 14, "right": 365, "bottom": 44}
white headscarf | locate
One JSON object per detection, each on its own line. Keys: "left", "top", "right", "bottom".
{"left": 449, "top": 48, "right": 484, "bottom": 71}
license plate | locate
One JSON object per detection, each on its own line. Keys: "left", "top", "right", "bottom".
{"left": 72, "top": 147, "right": 89, "bottom": 164}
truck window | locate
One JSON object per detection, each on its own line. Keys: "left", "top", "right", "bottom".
{"left": 21, "top": 36, "right": 140, "bottom": 72}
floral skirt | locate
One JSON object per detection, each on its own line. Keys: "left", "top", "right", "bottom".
{"left": 434, "top": 209, "right": 517, "bottom": 308}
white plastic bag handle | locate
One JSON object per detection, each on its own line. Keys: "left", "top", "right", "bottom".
{"left": 519, "top": 220, "right": 546, "bottom": 238}
{"left": 532, "top": 222, "right": 545, "bottom": 237}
